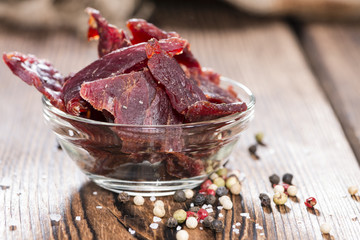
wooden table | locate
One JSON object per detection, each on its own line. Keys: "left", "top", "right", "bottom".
{"left": 1, "top": 1, "right": 360, "bottom": 239}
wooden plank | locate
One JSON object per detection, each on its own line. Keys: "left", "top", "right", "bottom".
{"left": 1, "top": 1, "right": 360, "bottom": 239}
{"left": 302, "top": 23, "right": 360, "bottom": 163}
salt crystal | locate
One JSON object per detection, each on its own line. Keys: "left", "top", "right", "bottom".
{"left": 75, "top": 216, "right": 81, "bottom": 221}
{"left": 96, "top": 206, "right": 103, "bottom": 209}
{"left": 153, "top": 216, "right": 162, "bottom": 223}
{"left": 236, "top": 222, "right": 241, "bottom": 227}
{"left": 139, "top": 100, "right": 143, "bottom": 105}
{"left": 176, "top": 226, "right": 182, "bottom": 231}
{"left": 150, "top": 223, "right": 159, "bottom": 229}
{"left": 240, "top": 213, "right": 249, "bottom": 218}
{"left": 206, "top": 208, "right": 213, "bottom": 213}
{"left": 260, "top": 233, "right": 265, "bottom": 236}
{"left": 49, "top": 214, "right": 61, "bottom": 222}
{"left": 202, "top": 204, "right": 208, "bottom": 209}
{"left": 219, "top": 213, "right": 224, "bottom": 218}
{"left": 93, "top": 192, "right": 98, "bottom": 195}
{"left": 128, "top": 228, "right": 136, "bottom": 235}
{"left": 199, "top": 227, "right": 203, "bottom": 230}
{"left": 190, "top": 203, "right": 194, "bottom": 208}
{"left": 200, "top": 220, "right": 204, "bottom": 224}
{"left": 150, "top": 196, "right": 156, "bottom": 202}
{"left": 217, "top": 206, "right": 223, "bottom": 210}
{"left": 255, "top": 223, "right": 263, "bottom": 230}
{"left": 233, "top": 229, "right": 240, "bottom": 234}
{"left": 232, "top": 225, "right": 236, "bottom": 228}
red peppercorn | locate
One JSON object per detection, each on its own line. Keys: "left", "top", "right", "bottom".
{"left": 197, "top": 209, "right": 208, "bottom": 220}
{"left": 199, "top": 189, "right": 207, "bottom": 195}
{"left": 282, "top": 183, "right": 290, "bottom": 192}
{"left": 201, "top": 180, "right": 213, "bottom": 190}
{"left": 206, "top": 189, "right": 216, "bottom": 196}
{"left": 304, "top": 197, "right": 317, "bottom": 208}
{"left": 186, "top": 211, "right": 197, "bottom": 219}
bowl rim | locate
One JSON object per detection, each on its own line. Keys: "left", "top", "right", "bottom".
{"left": 43, "top": 76, "right": 255, "bottom": 128}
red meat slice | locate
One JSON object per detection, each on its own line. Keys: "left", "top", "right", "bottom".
{"left": 80, "top": 69, "right": 181, "bottom": 125}
{"left": 3, "top": 52, "right": 65, "bottom": 111}
{"left": 146, "top": 39, "right": 207, "bottom": 114}
{"left": 86, "top": 7, "right": 131, "bottom": 57}
{"left": 63, "top": 37, "right": 187, "bottom": 116}
{"left": 185, "top": 101, "right": 247, "bottom": 122}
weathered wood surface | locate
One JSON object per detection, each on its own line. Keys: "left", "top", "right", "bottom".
{"left": 1, "top": 1, "right": 360, "bottom": 239}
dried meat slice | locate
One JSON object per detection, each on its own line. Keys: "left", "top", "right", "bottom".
{"left": 86, "top": 7, "right": 131, "bottom": 57}
{"left": 185, "top": 101, "right": 247, "bottom": 122}
{"left": 3, "top": 52, "right": 65, "bottom": 110}
{"left": 146, "top": 39, "right": 207, "bottom": 114}
{"left": 63, "top": 37, "right": 187, "bottom": 116}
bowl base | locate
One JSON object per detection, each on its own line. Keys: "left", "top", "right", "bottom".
{"left": 86, "top": 173, "right": 208, "bottom": 196}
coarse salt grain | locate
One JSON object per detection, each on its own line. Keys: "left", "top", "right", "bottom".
{"left": 190, "top": 203, "right": 194, "bottom": 208}
{"left": 49, "top": 214, "right": 61, "bottom": 222}
{"left": 217, "top": 206, "right": 223, "bottom": 210}
{"left": 150, "top": 196, "right": 156, "bottom": 202}
{"left": 96, "top": 206, "right": 103, "bottom": 209}
{"left": 176, "top": 226, "right": 182, "bottom": 231}
{"left": 92, "top": 191, "right": 98, "bottom": 195}
{"left": 122, "top": 105, "right": 128, "bottom": 109}
{"left": 128, "top": 228, "right": 136, "bottom": 235}
{"left": 232, "top": 225, "right": 236, "bottom": 228}
{"left": 219, "top": 213, "right": 224, "bottom": 218}
{"left": 236, "top": 222, "right": 241, "bottom": 227}
{"left": 206, "top": 208, "right": 214, "bottom": 213}
{"left": 240, "top": 213, "right": 249, "bottom": 218}
{"left": 233, "top": 229, "right": 240, "bottom": 234}
{"left": 200, "top": 227, "right": 203, "bottom": 230}
{"left": 139, "top": 100, "right": 143, "bottom": 104}
{"left": 255, "top": 224, "right": 263, "bottom": 230}
{"left": 153, "top": 216, "right": 162, "bottom": 223}
{"left": 260, "top": 233, "right": 265, "bottom": 236}
{"left": 150, "top": 223, "right": 159, "bottom": 229}
{"left": 75, "top": 216, "right": 81, "bottom": 221}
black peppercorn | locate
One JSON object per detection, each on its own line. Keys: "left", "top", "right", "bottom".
{"left": 248, "top": 144, "right": 259, "bottom": 159}
{"left": 203, "top": 216, "right": 214, "bottom": 228}
{"left": 205, "top": 194, "right": 216, "bottom": 205}
{"left": 259, "top": 193, "right": 271, "bottom": 208}
{"left": 269, "top": 174, "right": 280, "bottom": 186}
{"left": 216, "top": 186, "right": 228, "bottom": 197}
{"left": 282, "top": 173, "right": 293, "bottom": 185}
{"left": 188, "top": 206, "right": 200, "bottom": 213}
{"left": 193, "top": 193, "right": 206, "bottom": 206}
{"left": 173, "top": 190, "right": 186, "bottom": 202}
{"left": 211, "top": 219, "right": 224, "bottom": 232}
{"left": 118, "top": 192, "right": 130, "bottom": 203}
{"left": 166, "top": 217, "right": 178, "bottom": 228}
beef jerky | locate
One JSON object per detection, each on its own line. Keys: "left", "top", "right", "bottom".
{"left": 127, "top": 18, "right": 201, "bottom": 70}
{"left": 63, "top": 37, "right": 187, "bottom": 116}
{"left": 80, "top": 69, "right": 181, "bottom": 125}
{"left": 185, "top": 101, "right": 247, "bottom": 122}
{"left": 146, "top": 39, "right": 206, "bottom": 114}
{"left": 86, "top": 7, "right": 131, "bottom": 57}
{"left": 165, "top": 153, "right": 204, "bottom": 179}
{"left": 3, "top": 52, "right": 65, "bottom": 111}
{"left": 197, "top": 76, "right": 237, "bottom": 104}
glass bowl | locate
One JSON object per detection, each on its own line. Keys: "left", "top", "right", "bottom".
{"left": 42, "top": 77, "right": 255, "bottom": 196}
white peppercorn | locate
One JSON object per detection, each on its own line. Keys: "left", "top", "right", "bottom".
{"left": 176, "top": 230, "right": 189, "bottom": 240}
{"left": 287, "top": 185, "right": 298, "bottom": 197}
{"left": 320, "top": 223, "right": 331, "bottom": 234}
{"left": 273, "top": 185, "right": 285, "bottom": 193}
{"left": 184, "top": 189, "right": 194, "bottom": 199}
{"left": 153, "top": 206, "right": 166, "bottom": 218}
{"left": 133, "top": 195, "right": 144, "bottom": 205}
{"left": 186, "top": 217, "right": 198, "bottom": 229}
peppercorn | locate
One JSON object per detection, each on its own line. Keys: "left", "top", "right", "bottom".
{"left": 216, "top": 168, "right": 227, "bottom": 178}
{"left": 186, "top": 211, "right": 197, "bottom": 219}
{"left": 287, "top": 185, "right": 298, "bottom": 197}
{"left": 273, "top": 192, "right": 288, "bottom": 205}
{"left": 255, "top": 132, "right": 265, "bottom": 145}
{"left": 230, "top": 183, "right": 241, "bottom": 195}
{"left": 188, "top": 206, "right": 200, "bottom": 213}
{"left": 222, "top": 199, "right": 233, "bottom": 210}
{"left": 259, "top": 193, "right": 271, "bottom": 207}
{"left": 174, "top": 190, "right": 187, "bottom": 202}
{"left": 219, "top": 195, "right": 231, "bottom": 205}
{"left": 184, "top": 189, "right": 194, "bottom": 199}
{"left": 348, "top": 186, "right": 359, "bottom": 195}
{"left": 225, "top": 176, "right": 238, "bottom": 189}
{"left": 193, "top": 193, "right": 206, "bottom": 206}
{"left": 197, "top": 209, "right": 209, "bottom": 220}
{"left": 211, "top": 219, "right": 224, "bottom": 232}
{"left": 203, "top": 216, "right": 214, "bottom": 228}
{"left": 269, "top": 174, "right": 280, "bottom": 185}
{"left": 320, "top": 223, "right": 331, "bottom": 234}
{"left": 166, "top": 217, "right": 178, "bottom": 228}
{"left": 153, "top": 206, "right": 166, "bottom": 218}
{"left": 216, "top": 186, "right": 228, "bottom": 197}
{"left": 176, "top": 230, "right": 189, "bottom": 240}
{"left": 186, "top": 217, "right": 198, "bottom": 229}
{"left": 154, "top": 200, "right": 164, "bottom": 208}
{"left": 304, "top": 197, "right": 317, "bottom": 208}
{"left": 248, "top": 144, "right": 259, "bottom": 159}
{"left": 118, "top": 192, "right": 130, "bottom": 203}
{"left": 173, "top": 209, "right": 187, "bottom": 224}
{"left": 282, "top": 183, "right": 290, "bottom": 192}
{"left": 208, "top": 184, "right": 218, "bottom": 191}
{"left": 209, "top": 173, "right": 219, "bottom": 180}
{"left": 205, "top": 194, "right": 216, "bottom": 205}
{"left": 207, "top": 189, "right": 216, "bottom": 196}
{"left": 273, "top": 185, "right": 285, "bottom": 193}
{"left": 201, "top": 179, "right": 213, "bottom": 190}
{"left": 133, "top": 195, "right": 144, "bottom": 206}
{"left": 282, "top": 173, "right": 293, "bottom": 185}
{"left": 213, "top": 177, "right": 225, "bottom": 187}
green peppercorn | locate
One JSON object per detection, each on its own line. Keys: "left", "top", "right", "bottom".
{"left": 216, "top": 186, "right": 228, "bottom": 197}
{"left": 211, "top": 219, "right": 224, "bottom": 232}
{"left": 282, "top": 173, "right": 293, "bottom": 185}
{"left": 118, "top": 192, "right": 130, "bottom": 203}
{"left": 216, "top": 168, "right": 227, "bottom": 178}
{"left": 166, "top": 217, "right": 178, "bottom": 228}
{"left": 205, "top": 194, "right": 216, "bottom": 205}
{"left": 173, "top": 209, "right": 187, "bottom": 224}
{"left": 174, "top": 190, "right": 186, "bottom": 202}
{"left": 213, "top": 177, "right": 225, "bottom": 187}
{"left": 193, "top": 193, "right": 206, "bottom": 206}
{"left": 255, "top": 132, "right": 265, "bottom": 145}
{"left": 225, "top": 176, "right": 238, "bottom": 189}
{"left": 203, "top": 216, "right": 214, "bottom": 228}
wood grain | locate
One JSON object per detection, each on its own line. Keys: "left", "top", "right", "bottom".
{"left": 1, "top": 1, "right": 360, "bottom": 239}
